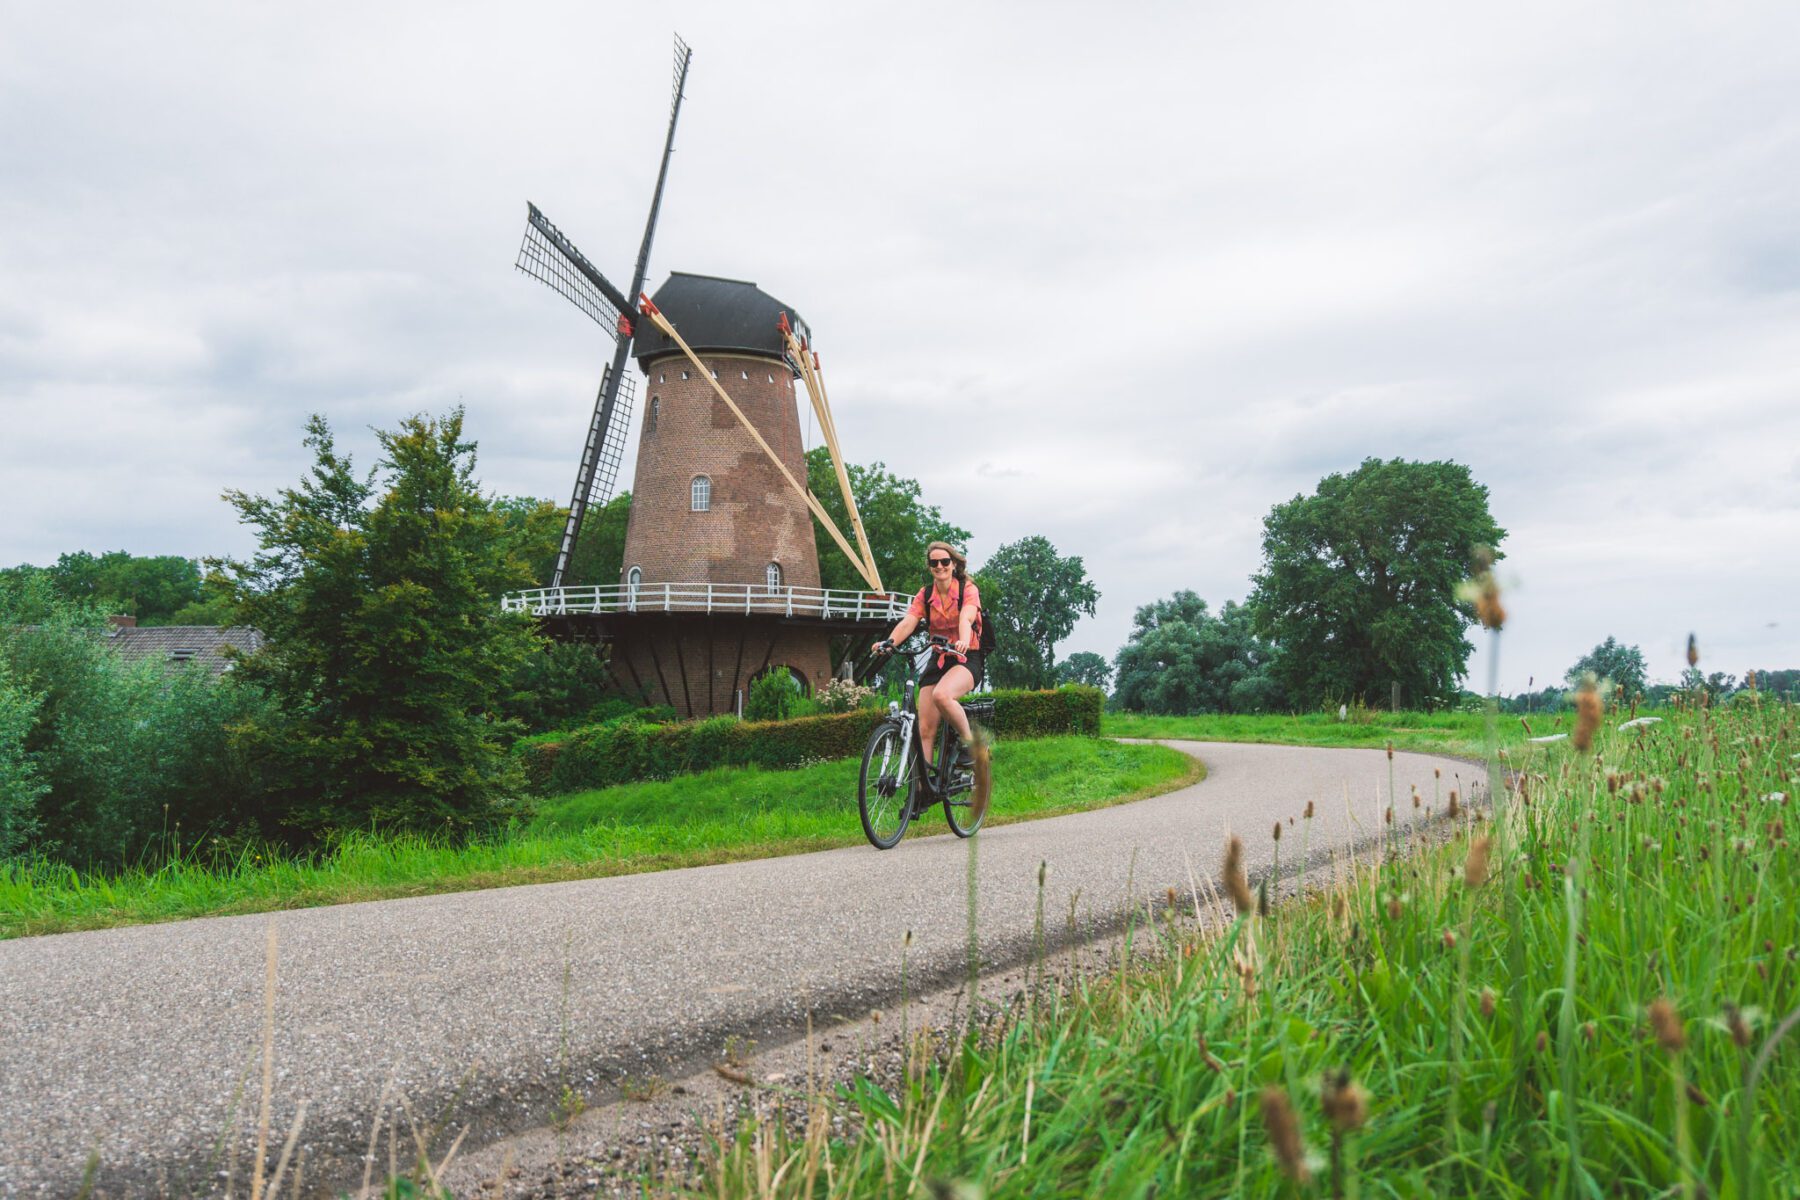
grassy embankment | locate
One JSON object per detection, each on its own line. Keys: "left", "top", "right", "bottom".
{"left": 708, "top": 700, "right": 1799, "bottom": 1197}
{"left": 0, "top": 736, "right": 1197, "bottom": 939}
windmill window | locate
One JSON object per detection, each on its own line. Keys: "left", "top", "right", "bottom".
{"left": 710, "top": 368, "right": 719, "bottom": 380}
{"left": 740, "top": 369, "right": 749, "bottom": 380}
{"left": 765, "top": 562, "right": 782, "bottom": 594}
{"left": 627, "top": 565, "right": 642, "bottom": 596}
{"left": 648, "top": 396, "right": 659, "bottom": 434}
{"left": 690, "top": 475, "right": 711, "bottom": 511}
{"left": 657, "top": 372, "right": 665, "bottom": 383}
{"left": 766, "top": 373, "right": 774, "bottom": 383}
{"left": 680, "top": 369, "right": 690, "bottom": 380}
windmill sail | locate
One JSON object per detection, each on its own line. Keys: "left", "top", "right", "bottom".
{"left": 517, "top": 34, "right": 693, "bottom": 589}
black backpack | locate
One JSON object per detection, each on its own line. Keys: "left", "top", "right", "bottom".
{"left": 916, "top": 579, "right": 997, "bottom": 654}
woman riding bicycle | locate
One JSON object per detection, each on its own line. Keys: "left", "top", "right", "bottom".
{"left": 873, "top": 540, "right": 984, "bottom": 773}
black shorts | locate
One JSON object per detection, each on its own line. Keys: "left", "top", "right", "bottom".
{"left": 921, "top": 650, "right": 983, "bottom": 690}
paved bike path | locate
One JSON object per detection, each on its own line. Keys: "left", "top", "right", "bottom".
{"left": 0, "top": 741, "right": 1477, "bottom": 1196}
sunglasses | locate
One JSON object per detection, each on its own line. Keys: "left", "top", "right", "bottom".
{"left": 928, "top": 557, "right": 954, "bottom": 568}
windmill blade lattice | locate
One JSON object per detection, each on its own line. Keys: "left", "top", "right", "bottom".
{"left": 579, "top": 366, "right": 636, "bottom": 508}
{"left": 516, "top": 203, "right": 630, "bottom": 337}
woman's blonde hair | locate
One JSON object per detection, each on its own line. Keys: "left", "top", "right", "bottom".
{"left": 925, "top": 540, "right": 967, "bottom": 582}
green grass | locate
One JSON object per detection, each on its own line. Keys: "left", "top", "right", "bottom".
{"left": 0, "top": 736, "right": 1198, "bottom": 939}
{"left": 1102, "top": 707, "right": 1553, "bottom": 759}
{"left": 710, "top": 700, "right": 1800, "bottom": 1197}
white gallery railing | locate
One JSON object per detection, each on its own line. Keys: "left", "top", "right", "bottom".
{"left": 502, "top": 583, "right": 910, "bottom": 622}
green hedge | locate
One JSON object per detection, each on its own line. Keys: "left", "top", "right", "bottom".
{"left": 518, "top": 685, "right": 1104, "bottom": 794}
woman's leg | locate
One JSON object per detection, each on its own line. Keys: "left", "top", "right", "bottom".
{"left": 917, "top": 683, "right": 941, "bottom": 765}
{"left": 932, "top": 665, "right": 977, "bottom": 753}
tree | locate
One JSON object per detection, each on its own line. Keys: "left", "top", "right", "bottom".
{"left": 491, "top": 491, "right": 631, "bottom": 589}
{"left": 1248, "top": 458, "right": 1505, "bottom": 710}
{"left": 1565, "top": 637, "right": 1648, "bottom": 702}
{"left": 0, "top": 551, "right": 209, "bottom": 624}
{"left": 973, "top": 536, "right": 1099, "bottom": 690}
{"left": 1055, "top": 651, "right": 1113, "bottom": 691}
{"left": 219, "top": 410, "right": 540, "bottom": 839}
{"left": 1112, "top": 592, "right": 1285, "bottom": 714}
{"left": 804, "top": 450, "right": 969, "bottom": 594}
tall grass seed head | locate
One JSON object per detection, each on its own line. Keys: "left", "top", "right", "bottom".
{"left": 1222, "top": 835, "right": 1254, "bottom": 915}
{"left": 1464, "top": 835, "right": 1492, "bottom": 889}
{"left": 1687, "top": 632, "right": 1699, "bottom": 668}
{"left": 1320, "top": 1070, "right": 1368, "bottom": 1133}
{"left": 1648, "top": 997, "right": 1686, "bottom": 1054}
{"left": 1479, "top": 987, "right": 1496, "bottom": 1019}
{"left": 1573, "top": 675, "right": 1602, "bottom": 752}
{"left": 1258, "top": 1087, "right": 1311, "bottom": 1183}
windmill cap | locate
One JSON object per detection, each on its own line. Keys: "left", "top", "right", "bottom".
{"left": 633, "top": 272, "right": 806, "bottom": 366}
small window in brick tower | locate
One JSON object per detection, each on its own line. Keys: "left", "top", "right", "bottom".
{"left": 648, "top": 396, "right": 659, "bottom": 434}
{"left": 690, "top": 475, "right": 711, "bottom": 512}
{"left": 627, "top": 565, "right": 641, "bottom": 598}
{"left": 765, "top": 561, "right": 782, "bottom": 594}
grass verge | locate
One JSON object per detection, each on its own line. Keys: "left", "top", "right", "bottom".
{"left": 708, "top": 700, "right": 1799, "bottom": 1196}
{"left": 1102, "top": 707, "right": 1550, "bottom": 759}
{"left": 0, "top": 736, "right": 1198, "bottom": 940}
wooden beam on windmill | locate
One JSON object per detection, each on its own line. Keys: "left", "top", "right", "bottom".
{"left": 514, "top": 33, "right": 694, "bottom": 589}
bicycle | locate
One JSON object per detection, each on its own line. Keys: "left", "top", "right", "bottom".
{"left": 857, "top": 633, "right": 993, "bottom": 849}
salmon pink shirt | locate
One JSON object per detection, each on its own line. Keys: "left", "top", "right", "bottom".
{"left": 908, "top": 581, "right": 981, "bottom": 644}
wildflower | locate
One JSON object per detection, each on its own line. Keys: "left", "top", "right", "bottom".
{"left": 1447, "top": 789, "right": 1461, "bottom": 819}
{"left": 1687, "top": 633, "right": 1699, "bottom": 668}
{"left": 1320, "top": 1070, "right": 1368, "bottom": 1133}
{"left": 1572, "top": 677, "right": 1602, "bottom": 752}
{"left": 1259, "top": 1088, "right": 1311, "bottom": 1183}
{"left": 1442, "top": 929, "right": 1457, "bottom": 950}
{"left": 1464, "top": 836, "right": 1492, "bottom": 889}
{"left": 1479, "top": 988, "right": 1496, "bottom": 1019}
{"left": 1648, "top": 998, "right": 1685, "bottom": 1054}
{"left": 1222, "top": 836, "right": 1254, "bottom": 915}
{"left": 1304, "top": 800, "right": 1315, "bottom": 820}
{"left": 1272, "top": 821, "right": 1282, "bottom": 843}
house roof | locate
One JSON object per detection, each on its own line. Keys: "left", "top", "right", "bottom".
{"left": 632, "top": 272, "right": 806, "bottom": 367}
{"left": 105, "top": 625, "right": 263, "bottom": 675}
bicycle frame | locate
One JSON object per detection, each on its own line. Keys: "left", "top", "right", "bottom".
{"left": 882, "top": 635, "right": 976, "bottom": 802}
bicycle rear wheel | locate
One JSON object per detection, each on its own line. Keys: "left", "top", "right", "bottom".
{"left": 858, "top": 721, "right": 915, "bottom": 849}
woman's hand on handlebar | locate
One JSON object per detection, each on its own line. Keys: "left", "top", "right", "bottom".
{"left": 871, "top": 638, "right": 895, "bottom": 655}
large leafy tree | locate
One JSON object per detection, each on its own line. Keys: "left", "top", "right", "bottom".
{"left": 220, "top": 410, "right": 540, "bottom": 839}
{"left": 1112, "top": 592, "right": 1285, "bottom": 714}
{"left": 1249, "top": 458, "right": 1504, "bottom": 710}
{"left": 804, "top": 450, "right": 969, "bottom": 595}
{"left": 973, "top": 536, "right": 1099, "bottom": 690}
{"left": 0, "top": 551, "right": 209, "bottom": 625}
{"left": 1055, "top": 651, "right": 1113, "bottom": 691}
{"left": 1566, "top": 636, "right": 1648, "bottom": 701}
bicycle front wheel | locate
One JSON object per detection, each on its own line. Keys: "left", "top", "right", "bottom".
{"left": 858, "top": 720, "right": 915, "bottom": 849}
{"left": 943, "top": 730, "right": 990, "bottom": 838}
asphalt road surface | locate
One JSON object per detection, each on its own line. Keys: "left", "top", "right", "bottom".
{"left": 0, "top": 740, "right": 1479, "bottom": 1196}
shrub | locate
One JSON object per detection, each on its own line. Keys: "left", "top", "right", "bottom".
{"left": 0, "top": 669, "right": 45, "bottom": 861}
{"left": 520, "top": 684, "right": 1105, "bottom": 793}
{"left": 745, "top": 668, "right": 803, "bottom": 722}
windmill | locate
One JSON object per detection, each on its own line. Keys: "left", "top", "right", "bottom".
{"left": 504, "top": 34, "right": 902, "bottom": 714}
{"left": 515, "top": 34, "right": 692, "bottom": 589}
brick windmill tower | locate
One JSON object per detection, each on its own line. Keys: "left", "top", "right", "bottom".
{"left": 504, "top": 36, "right": 898, "bottom": 715}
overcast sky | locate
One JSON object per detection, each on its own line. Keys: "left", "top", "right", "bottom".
{"left": 3, "top": 1, "right": 1797, "bottom": 693}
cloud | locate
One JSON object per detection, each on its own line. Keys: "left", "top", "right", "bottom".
{"left": 3, "top": 1, "right": 1799, "bottom": 691}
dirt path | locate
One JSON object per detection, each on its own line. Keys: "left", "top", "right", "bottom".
{"left": 0, "top": 741, "right": 1479, "bottom": 1197}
